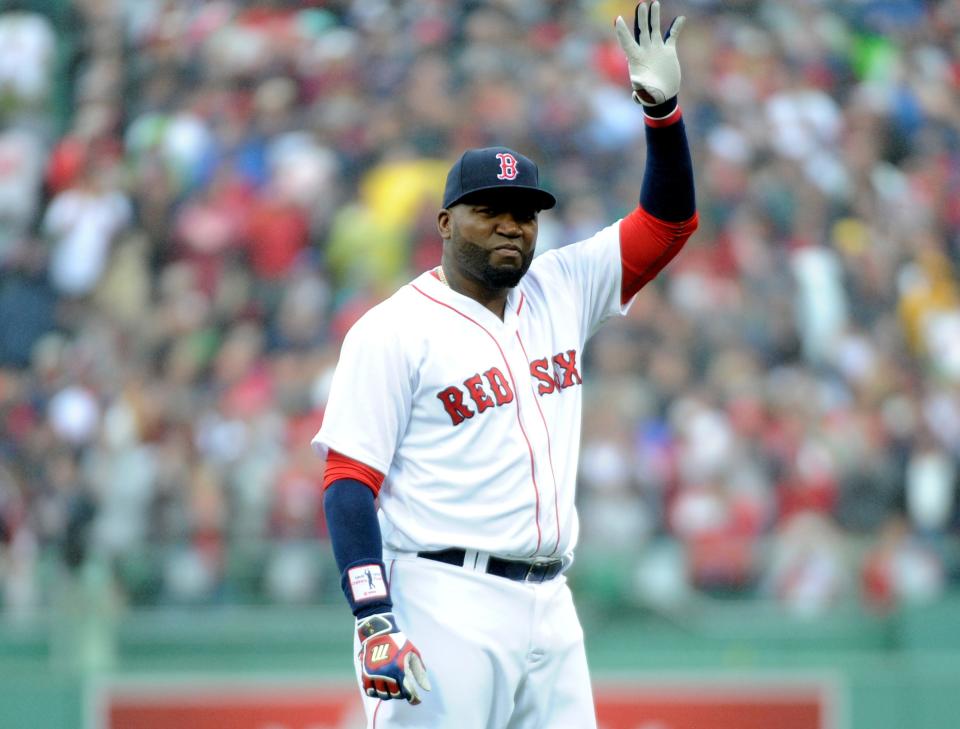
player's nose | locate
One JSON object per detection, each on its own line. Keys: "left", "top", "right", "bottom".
{"left": 494, "top": 215, "right": 523, "bottom": 236}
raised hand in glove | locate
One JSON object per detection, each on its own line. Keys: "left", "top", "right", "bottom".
{"left": 615, "top": 1, "right": 686, "bottom": 106}
{"left": 357, "top": 613, "right": 431, "bottom": 704}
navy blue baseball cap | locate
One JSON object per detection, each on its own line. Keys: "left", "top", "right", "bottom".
{"left": 442, "top": 146, "right": 557, "bottom": 211}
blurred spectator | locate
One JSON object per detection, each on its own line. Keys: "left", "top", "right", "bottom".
{"left": 0, "top": 244, "right": 58, "bottom": 367}
{"left": 862, "top": 517, "right": 945, "bottom": 613}
{"left": 904, "top": 435, "right": 957, "bottom": 536}
{"left": 0, "top": 128, "right": 46, "bottom": 260}
{"left": 791, "top": 241, "right": 849, "bottom": 365}
{"left": 0, "top": 7, "right": 55, "bottom": 110}
{"left": 764, "top": 512, "right": 852, "bottom": 619}
{"left": 43, "top": 166, "right": 132, "bottom": 298}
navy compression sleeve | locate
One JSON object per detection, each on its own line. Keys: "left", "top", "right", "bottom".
{"left": 323, "top": 479, "right": 393, "bottom": 618}
{"left": 618, "top": 96, "right": 699, "bottom": 304}
{"left": 640, "top": 97, "right": 696, "bottom": 222}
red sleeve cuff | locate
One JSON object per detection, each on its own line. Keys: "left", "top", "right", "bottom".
{"left": 323, "top": 450, "right": 385, "bottom": 496}
{"left": 644, "top": 104, "right": 683, "bottom": 128}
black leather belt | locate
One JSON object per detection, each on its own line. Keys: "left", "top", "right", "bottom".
{"left": 416, "top": 548, "right": 563, "bottom": 583}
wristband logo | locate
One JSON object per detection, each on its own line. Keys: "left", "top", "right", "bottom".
{"left": 496, "top": 152, "right": 519, "bottom": 180}
{"left": 348, "top": 564, "right": 388, "bottom": 601}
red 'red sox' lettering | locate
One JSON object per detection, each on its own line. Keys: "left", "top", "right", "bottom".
{"left": 438, "top": 368, "right": 513, "bottom": 426}
{"left": 484, "top": 367, "right": 514, "bottom": 405}
{"left": 463, "top": 373, "right": 495, "bottom": 413}
{"left": 437, "top": 386, "right": 474, "bottom": 425}
{"left": 438, "top": 351, "right": 581, "bottom": 424}
{"left": 552, "top": 350, "right": 581, "bottom": 389}
{"left": 529, "top": 358, "right": 556, "bottom": 395}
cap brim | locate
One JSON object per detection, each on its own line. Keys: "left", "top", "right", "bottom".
{"left": 445, "top": 184, "right": 557, "bottom": 211}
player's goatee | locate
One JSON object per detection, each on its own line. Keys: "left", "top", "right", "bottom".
{"left": 455, "top": 238, "right": 534, "bottom": 289}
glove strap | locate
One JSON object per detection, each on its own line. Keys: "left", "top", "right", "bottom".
{"left": 356, "top": 612, "right": 398, "bottom": 642}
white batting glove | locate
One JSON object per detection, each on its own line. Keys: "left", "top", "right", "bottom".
{"left": 615, "top": 1, "right": 686, "bottom": 106}
{"left": 357, "top": 613, "right": 431, "bottom": 705}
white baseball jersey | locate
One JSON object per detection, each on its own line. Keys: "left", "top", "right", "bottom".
{"left": 313, "top": 220, "right": 631, "bottom": 564}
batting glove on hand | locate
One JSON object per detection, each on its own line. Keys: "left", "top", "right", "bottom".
{"left": 615, "top": 1, "right": 686, "bottom": 106}
{"left": 357, "top": 613, "right": 431, "bottom": 705}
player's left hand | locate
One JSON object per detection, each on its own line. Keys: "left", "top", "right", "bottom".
{"left": 357, "top": 613, "right": 432, "bottom": 704}
{"left": 615, "top": 1, "right": 686, "bottom": 106}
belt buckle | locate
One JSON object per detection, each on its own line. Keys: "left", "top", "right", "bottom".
{"left": 524, "top": 560, "right": 548, "bottom": 583}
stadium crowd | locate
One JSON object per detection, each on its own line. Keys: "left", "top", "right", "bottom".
{"left": 1, "top": 0, "right": 959, "bottom": 619}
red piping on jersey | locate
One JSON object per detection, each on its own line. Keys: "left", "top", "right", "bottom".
{"left": 515, "top": 330, "right": 562, "bottom": 557}
{"left": 516, "top": 293, "right": 525, "bottom": 316}
{"left": 619, "top": 205, "right": 698, "bottom": 305}
{"left": 410, "top": 283, "right": 543, "bottom": 554}
{"left": 323, "top": 450, "right": 385, "bottom": 496}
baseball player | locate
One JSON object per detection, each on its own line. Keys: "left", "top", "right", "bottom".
{"left": 314, "top": 3, "right": 697, "bottom": 727}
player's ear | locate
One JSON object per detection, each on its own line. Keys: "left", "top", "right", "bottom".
{"left": 437, "top": 209, "right": 452, "bottom": 240}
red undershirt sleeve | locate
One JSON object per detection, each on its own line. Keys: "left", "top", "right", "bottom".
{"left": 619, "top": 206, "right": 698, "bottom": 305}
{"left": 323, "top": 449, "right": 385, "bottom": 496}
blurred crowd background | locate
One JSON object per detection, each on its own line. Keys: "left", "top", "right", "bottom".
{"left": 0, "top": 0, "right": 959, "bottom": 622}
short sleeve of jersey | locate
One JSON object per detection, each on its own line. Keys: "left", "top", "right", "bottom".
{"left": 532, "top": 220, "right": 626, "bottom": 341}
{"left": 312, "top": 304, "right": 414, "bottom": 474}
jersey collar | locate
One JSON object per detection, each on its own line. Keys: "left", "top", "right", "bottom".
{"left": 415, "top": 269, "right": 523, "bottom": 333}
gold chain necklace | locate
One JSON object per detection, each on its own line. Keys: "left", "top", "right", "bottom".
{"left": 436, "top": 266, "right": 449, "bottom": 287}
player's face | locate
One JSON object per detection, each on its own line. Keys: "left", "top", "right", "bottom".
{"left": 439, "top": 194, "right": 539, "bottom": 289}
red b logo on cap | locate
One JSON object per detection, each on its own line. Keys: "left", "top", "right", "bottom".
{"left": 496, "top": 153, "right": 519, "bottom": 181}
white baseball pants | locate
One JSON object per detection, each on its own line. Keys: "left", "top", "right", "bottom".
{"left": 353, "top": 553, "right": 597, "bottom": 729}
